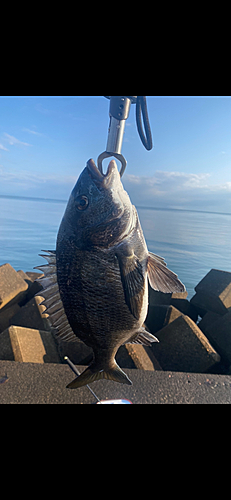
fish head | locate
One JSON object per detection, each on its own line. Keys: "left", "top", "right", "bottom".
{"left": 60, "top": 159, "right": 134, "bottom": 247}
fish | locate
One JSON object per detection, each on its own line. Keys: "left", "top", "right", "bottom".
{"left": 35, "top": 159, "right": 185, "bottom": 388}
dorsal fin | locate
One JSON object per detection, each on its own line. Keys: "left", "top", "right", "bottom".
{"left": 35, "top": 251, "right": 79, "bottom": 343}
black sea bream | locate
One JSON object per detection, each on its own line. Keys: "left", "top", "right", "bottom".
{"left": 36, "top": 159, "right": 185, "bottom": 388}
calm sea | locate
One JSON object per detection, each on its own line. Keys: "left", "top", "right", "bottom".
{"left": 0, "top": 195, "right": 230, "bottom": 300}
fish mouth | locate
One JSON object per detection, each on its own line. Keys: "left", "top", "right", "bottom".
{"left": 87, "top": 158, "right": 124, "bottom": 221}
{"left": 87, "top": 159, "right": 116, "bottom": 186}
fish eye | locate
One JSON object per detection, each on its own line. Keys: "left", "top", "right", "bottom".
{"left": 76, "top": 195, "right": 89, "bottom": 211}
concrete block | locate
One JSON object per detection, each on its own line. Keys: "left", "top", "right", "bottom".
{"left": 148, "top": 283, "right": 187, "bottom": 307}
{"left": 0, "top": 303, "right": 21, "bottom": 333}
{"left": 193, "top": 269, "right": 231, "bottom": 315}
{"left": 57, "top": 338, "right": 93, "bottom": 365}
{"left": 26, "top": 272, "right": 43, "bottom": 282}
{"left": 16, "top": 271, "right": 41, "bottom": 306}
{"left": 151, "top": 315, "right": 220, "bottom": 373}
{"left": 115, "top": 345, "right": 134, "bottom": 368}
{"left": 148, "top": 286, "right": 172, "bottom": 306}
{"left": 170, "top": 298, "right": 198, "bottom": 322}
{"left": 202, "top": 311, "right": 231, "bottom": 365}
{"left": 58, "top": 338, "right": 162, "bottom": 371}
{"left": 123, "top": 344, "right": 161, "bottom": 371}
{"left": 24, "top": 272, "right": 44, "bottom": 302}
{"left": 17, "top": 270, "right": 33, "bottom": 284}
{"left": 0, "top": 263, "right": 28, "bottom": 310}
{"left": 145, "top": 304, "right": 182, "bottom": 334}
{"left": 198, "top": 311, "right": 221, "bottom": 335}
{"left": 16, "top": 272, "right": 44, "bottom": 305}
{"left": 10, "top": 296, "right": 51, "bottom": 332}
{"left": 190, "top": 295, "right": 208, "bottom": 317}
{"left": 172, "top": 290, "right": 188, "bottom": 299}
{"left": 0, "top": 325, "right": 60, "bottom": 363}
{"left": 124, "top": 344, "right": 154, "bottom": 370}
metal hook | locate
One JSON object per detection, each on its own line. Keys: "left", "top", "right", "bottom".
{"left": 97, "top": 151, "right": 127, "bottom": 178}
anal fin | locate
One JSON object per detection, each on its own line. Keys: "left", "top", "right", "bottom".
{"left": 126, "top": 327, "right": 159, "bottom": 346}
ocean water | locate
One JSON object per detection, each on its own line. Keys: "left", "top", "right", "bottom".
{"left": 0, "top": 195, "right": 231, "bottom": 300}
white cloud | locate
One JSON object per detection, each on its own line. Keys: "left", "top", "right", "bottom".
{"left": 35, "top": 103, "right": 51, "bottom": 115}
{"left": 22, "top": 128, "right": 43, "bottom": 136}
{"left": 3, "top": 133, "right": 31, "bottom": 147}
{"left": 124, "top": 171, "right": 212, "bottom": 196}
{"left": 0, "top": 165, "right": 231, "bottom": 212}
{"left": 0, "top": 144, "right": 9, "bottom": 151}
{"left": 123, "top": 170, "right": 231, "bottom": 212}
{"left": 125, "top": 171, "right": 210, "bottom": 188}
{"left": 0, "top": 166, "right": 75, "bottom": 186}
{"left": 0, "top": 165, "right": 76, "bottom": 199}
{"left": 216, "top": 182, "right": 231, "bottom": 192}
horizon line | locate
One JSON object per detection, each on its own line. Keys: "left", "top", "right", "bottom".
{"left": 0, "top": 193, "right": 231, "bottom": 217}
{"left": 136, "top": 205, "right": 231, "bottom": 216}
{"left": 0, "top": 193, "right": 67, "bottom": 204}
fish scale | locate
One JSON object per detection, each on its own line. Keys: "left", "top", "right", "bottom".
{"left": 80, "top": 251, "right": 131, "bottom": 338}
{"left": 36, "top": 158, "right": 185, "bottom": 389}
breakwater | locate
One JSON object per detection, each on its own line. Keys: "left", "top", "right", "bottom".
{"left": 0, "top": 262, "right": 230, "bottom": 376}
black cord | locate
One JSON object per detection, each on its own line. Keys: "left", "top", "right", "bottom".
{"left": 135, "top": 96, "right": 153, "bottom": 150}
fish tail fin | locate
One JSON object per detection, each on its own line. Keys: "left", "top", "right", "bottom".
{"left": 66, "top": 362, "right": 132, "bottom": 389}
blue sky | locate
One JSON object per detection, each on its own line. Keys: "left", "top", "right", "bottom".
{"left": 0, "top": 96, "right": 231, "bottom": 212}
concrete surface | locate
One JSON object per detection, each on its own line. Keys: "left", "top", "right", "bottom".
{"left": 0, "top": 360, "right": 231, "bottom": 404}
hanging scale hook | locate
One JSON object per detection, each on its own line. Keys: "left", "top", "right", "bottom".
{"left": 97, "top": 96, "right": 153, "bottom": 177}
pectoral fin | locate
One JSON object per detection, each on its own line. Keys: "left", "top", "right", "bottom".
{"left": 147, "top": 252, "right": 185, "bottom": 293}
{"left": 116, "top": 250, "right": 145, "bottom": 320}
